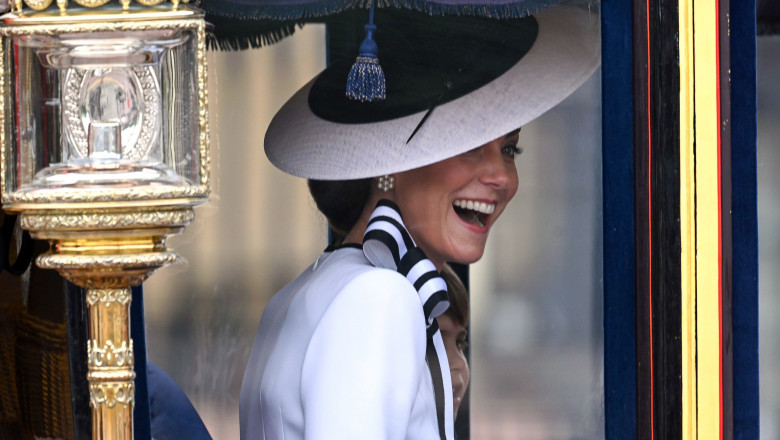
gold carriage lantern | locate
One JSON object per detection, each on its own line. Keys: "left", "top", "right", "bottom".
{"left": 0, "top": 0, "right": 210, "bottom": 437}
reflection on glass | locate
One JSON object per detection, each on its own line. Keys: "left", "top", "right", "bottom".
{"left": 4, "top": 25, "right": 203, "bottom": 196}
{"left": 64, "top": 66, "right": 160, "bottom": 161}
{"left": 144, "top": 25, "right": 604, "bottom": 439}
{"left": 87, "top": 121, "right": 122, "bottom": 160}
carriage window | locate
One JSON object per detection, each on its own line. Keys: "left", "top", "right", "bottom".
{"left": 144, "top": 25, "right": 329, "bottom": 438}
{"left": 144, "top": 17, "right": 603, "bottom": 438}
{"left": 758, "top": 35, "right": 780, "bottom": 439}
{"left": 469, "top": 68, "right": 603, "bottom": 438}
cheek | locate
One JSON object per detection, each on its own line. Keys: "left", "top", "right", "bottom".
{"left": 494, "top": 172, "right": 519, "bottom": 218}
{"left": 507, "top": 167, "right": 520, "bottom": 199}
{"left": 394, "top": 175, "right": 443, "bottom": 221}
{"left": 461, "top": 354, "right": 470, "bottom": 382}
{"left": 443, "top": 339, "right": 458, "bottom": 359}
{"left": 456, "top": 350, "right": 469, "bottom": 372}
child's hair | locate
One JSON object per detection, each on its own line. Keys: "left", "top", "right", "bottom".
{"left": 440, "top": 264, "right": 469, "bottom": 326}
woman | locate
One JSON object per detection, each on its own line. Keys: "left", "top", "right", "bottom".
{"left": 439, "top": 264, "right": 471, "bottom": 421}
{"left": 241, "top": 5, "right": 598, "bottom": 439}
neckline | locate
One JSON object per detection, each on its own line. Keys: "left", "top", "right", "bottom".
{"left": 324, "top": 242, "right": 363, "bottom": 253}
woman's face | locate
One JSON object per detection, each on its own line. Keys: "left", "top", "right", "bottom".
{"left": 437, "top": 313, "right": 470, "bottom": 419}
{"left": 391, "top": 131, "right": 520, "bottom": 268}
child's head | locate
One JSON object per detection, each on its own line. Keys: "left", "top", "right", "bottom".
{"left": 439, "top": 264, "right": 470, "bottom": 420}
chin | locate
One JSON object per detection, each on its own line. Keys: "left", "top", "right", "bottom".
{"left": 447, "top": 247, "right": 485, "bottom": 265}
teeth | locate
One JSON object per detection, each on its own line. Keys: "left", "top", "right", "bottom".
{"left": 453, "top": 199, "right": 496, "bottom": 214}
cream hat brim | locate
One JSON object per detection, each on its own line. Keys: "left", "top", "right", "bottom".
{"left": 265, "top": 5, "right": 600, "bottom": 180}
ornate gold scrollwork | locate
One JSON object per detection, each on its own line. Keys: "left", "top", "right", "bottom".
{"left": 88, "top": 340, "right": 134, "bottom": 368}
{"left": 37, "top": 252, "right": 179, "bottom": 271}
{"left": 19, "top": 0, "right": 53, "bottom": 11}
{"left": 89, "top": 382, "right": 135, "bottom": 409}
{"left": 3, "top": 184, "right": 208, "bottom": 207}
{"left": 21, "top": 209, "right": 195, "bottom": 231}
{"left": 86, "top": 289, "right": 132, "bottom": 307}
{"left": 84, "top": 286, "right": 135, "bottom": 432}
{"left": 0, "top": 39, "right": 6, "bottom": 198}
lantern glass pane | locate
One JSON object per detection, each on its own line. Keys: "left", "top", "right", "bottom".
{"left": 2, "top": 25, "right": 203, "bottom": 197}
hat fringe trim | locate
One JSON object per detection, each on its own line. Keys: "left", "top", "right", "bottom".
{"left": 204, "top": 0, "right": 564, "bottom": 50}
{"left": 206, "top": 23, "right": 302, "bottom": 50}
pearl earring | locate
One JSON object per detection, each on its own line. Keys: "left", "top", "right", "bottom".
{"left": 377, "top": 175, "right": 395, "bottom": 192}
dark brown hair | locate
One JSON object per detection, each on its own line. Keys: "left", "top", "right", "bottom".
{"left": 308, "top": 178, "right": 372, "bottom": 243}
{"left": 440, "top": 264, "right": 469, "bottom": 326}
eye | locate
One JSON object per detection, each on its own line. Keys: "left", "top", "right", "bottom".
{"left": 501, "top": 144, "right": 522, "bottom": 159}
{"left": 456, "top": 337, "right": 469, "bottom": 352}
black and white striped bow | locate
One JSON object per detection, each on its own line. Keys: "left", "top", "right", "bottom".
{"left": 363, "top": 199, "right": 450, "bottom": 329}
{"left": 363, "top": 199, "right": 452, "bottom": 440}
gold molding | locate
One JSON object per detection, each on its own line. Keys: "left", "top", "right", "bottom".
{"left": 88, "top": 382, "right": 135, "bottom": 409}
{"left": 37, "top": 252, "right": 179, "bottom": 270}
{"left": 71, "top": 0, "right": 111, "bottom": 8}
{"left": 22, "top": 0, "right": 54, "bottom": 10}
{"left": 3, "top": 185, "right": 208, "bottom": 209}
{"left": 22, "top": 0, "right": 54, "bottom": 9}
{"left": 0, "top": 16, "right": 202, "bottom": 35}
{"left": 196, "top": 19, "right": 211, "bottom": 188}
{"left": 37, "top": 252, "right": 180, "bottom": 286}
{"left": 21, "top": 208, "right": 195, "bottom": 230}
{"left": 2, "top": 5, "right": 201, "bottom": 25}
{"left": 88, "top": 340, "right": 134, "bottom": 368}
{"left": 86, "top": 288, "right": 132, "bottom": 306}
{"left": 134, "top": 0, "right": 166, "bottom": 10}
{"left": 67, "top": 275, "right": 155, "bottom": 289}
{"left": 86, "top": 287, "right": 134, "bottom": 437}
{"left": 0, "top": 38, "right": 6, "bottom": 198}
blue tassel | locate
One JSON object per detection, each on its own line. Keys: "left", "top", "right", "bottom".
{"left": 346, "top": 0, "right": 386, "bottom": 102}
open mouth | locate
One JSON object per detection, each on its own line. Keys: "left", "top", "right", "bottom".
{"left": 453, "top": 199, "right": 495, "bottom": 228}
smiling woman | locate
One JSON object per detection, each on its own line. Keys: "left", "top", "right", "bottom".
{"left": 240, "top": 5, "right": 599, "bottom": 440}
{"left": 383, "top": 132, "right": 520, "bottom": 268}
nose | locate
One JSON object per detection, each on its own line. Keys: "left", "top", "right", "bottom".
{"left": 478, "top": 144, "right": 514, "bottom": 188}
{"left": 451, "top": 371, "right": 466, "bottom": 395}
{"left": 449, "top": 355, "right": 468, "bottom": 394}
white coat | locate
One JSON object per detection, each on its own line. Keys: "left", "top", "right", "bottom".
{"left": 240, "top": 246, "right": 454, "bottom": 439}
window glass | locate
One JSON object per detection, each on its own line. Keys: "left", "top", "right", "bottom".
{"left": 470, "top": 68, "right": 603, "bottom": 439}
{"left": 145, "top": 19, "right": 604, "bottom": 439}
{"left": 144, "top": 25, "right": 328, "bottom": 439}
{"left": 758, "top": 35, "right": 780, "bottom": 439}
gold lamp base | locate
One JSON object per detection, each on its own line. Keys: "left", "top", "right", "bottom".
{"left": 19, "top": 205, "right": 195, "bottom": 439}
{"left": 1, "top": 4, "right": 211, "bottom": 438}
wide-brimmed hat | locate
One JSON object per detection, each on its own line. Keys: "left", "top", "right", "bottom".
{"left": 265, "top": 4, "right": 600, "bottom": 180}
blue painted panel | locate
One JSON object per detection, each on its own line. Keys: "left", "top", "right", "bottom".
{"left": 601, "top": 1, "right": 637, "bottom": 438}
{"left": 730, "top": 1, "right": 760, "bottom": 438}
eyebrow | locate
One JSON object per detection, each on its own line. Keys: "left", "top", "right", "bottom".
{"left": 506, "top": 128, "right": 521, "bottom": 137}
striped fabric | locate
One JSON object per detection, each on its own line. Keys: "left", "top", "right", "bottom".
{"left": 363, "top": 199, "right": 451, "bottom": 440}
{"left": 363, "top": 199, "right": 450, "bottom": 327}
